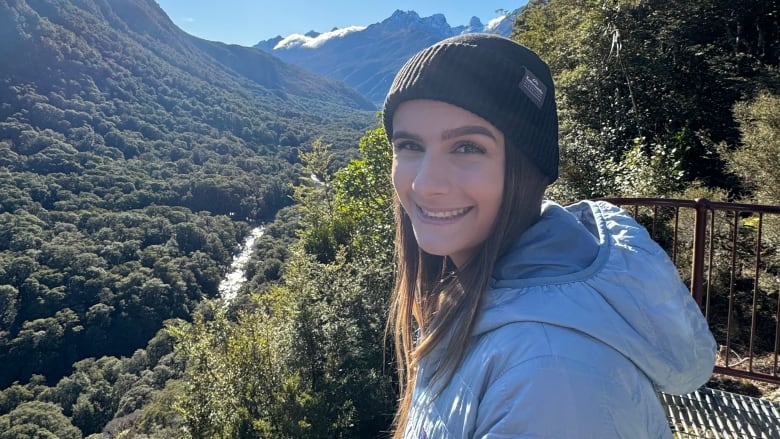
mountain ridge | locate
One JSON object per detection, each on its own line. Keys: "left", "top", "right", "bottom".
{"left": 255, "top": 9, "right": 519, "bottom": 104}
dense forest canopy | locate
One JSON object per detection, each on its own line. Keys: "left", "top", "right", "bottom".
{"left": 0, "top": 0, "right": 778, "bottom": 438}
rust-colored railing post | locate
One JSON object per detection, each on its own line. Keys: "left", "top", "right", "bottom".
{"left": 690, "top": 198, "right": 709, "bottom": 307}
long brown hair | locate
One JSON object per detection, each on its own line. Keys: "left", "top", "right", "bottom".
{"left": 387, "top": 140, "right": 549, "bottom": 438}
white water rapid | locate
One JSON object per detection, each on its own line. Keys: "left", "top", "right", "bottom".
{"left": 218, "top": 226, "right": 264, "bottom": 303}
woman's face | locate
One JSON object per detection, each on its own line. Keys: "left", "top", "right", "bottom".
{"left": 391, "top": 99, "right": 505, "bottom": 267}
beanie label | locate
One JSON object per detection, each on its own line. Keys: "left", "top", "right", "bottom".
{"left": 518, "top": 69, "right": 547, "bottom": 109}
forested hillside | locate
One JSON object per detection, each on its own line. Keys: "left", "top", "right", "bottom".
{"left": 0, "top": 0, "right": 778, "bottom": 438}
{"left": 0, "top": 0, "right": 375, "bottom": 431}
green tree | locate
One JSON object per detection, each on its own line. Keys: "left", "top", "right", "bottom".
{"left": 724, "top": 92, "right": 780, "bottom": 205}
{"left": 721, "top": 91, "right": 780, "bottom": 292}
{"left": 332, "top": 125, "right": 394, "bottom": 263}
{"left": 169, "top": 300, "right": 319, "bottom": 438}
{"left": 0, "top": 285, "right": 18, "bottom": 331}
{"left": 0, "top": 401, "right": 82, "bottom": 439}
{"left": 293, "top": 138, "right": 340, "bottom": 263}
{"left": 0, "top": 383, "right": 34, "bottom": 415}
{"left": 272, "top": 125, "right": 395, "bottom": 437}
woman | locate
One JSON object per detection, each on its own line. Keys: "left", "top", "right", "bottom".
{"left": 383, "top": 34, "right": 716, "bottom": 438}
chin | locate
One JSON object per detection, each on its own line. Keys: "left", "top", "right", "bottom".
{"left": 418, "top": 244, "right": 451, "bottom": 258}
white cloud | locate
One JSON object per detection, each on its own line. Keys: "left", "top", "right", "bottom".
{"left": 274, "top": 25, "right": 367, "bottom": 50}
{"left": 181, "top": 17, "right": 195, "bottom": 23}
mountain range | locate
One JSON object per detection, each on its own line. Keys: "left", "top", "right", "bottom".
{"left": 255, "top": 9, "right": 518, "bottom": 104}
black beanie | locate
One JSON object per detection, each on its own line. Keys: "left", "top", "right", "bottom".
{"left": 383, "top": 33, "right": 559, "bottom": 182}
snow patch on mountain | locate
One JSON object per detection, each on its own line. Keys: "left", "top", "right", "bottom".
{"left": 275, "top": 25, "right": 367, "bottom": 50}
{"left": 486, "top": 15, "right": 507, "bottom": 30}
{"left": 485, "top": 14, "right": 513, "bottom": 35}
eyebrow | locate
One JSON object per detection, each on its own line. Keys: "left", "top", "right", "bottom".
{"left": 391, "top": 130, "right": 422, "bottom": 143}
{"left": 442, "top": 125, "right": 497, "bottom": 141}
{"left": 392, "top": 125, "right": 498, "bottom": 142}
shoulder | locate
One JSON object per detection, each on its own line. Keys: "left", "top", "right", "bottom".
{"left": 466, "top": 320, "right": 661, "bottom": 419}
{"left": 472, "top": 321, "right": 636, "bottom": 382}
{"left": 468, "top": 323, "right": 669, "bottom": 438}
{"left": 414, "top": 322, "right": 670, "bottom": 438}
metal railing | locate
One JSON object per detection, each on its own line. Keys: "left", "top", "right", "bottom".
{"left": 603, "top": 198, "right": 780, "bottom": 385}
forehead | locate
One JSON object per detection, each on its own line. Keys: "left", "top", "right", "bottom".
{"left": 392, "top": 99, "right": 502, "bottom": 138}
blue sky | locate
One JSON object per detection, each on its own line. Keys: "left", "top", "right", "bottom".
{"left": 155, "top": 1, "right": 527, "bottom": 46}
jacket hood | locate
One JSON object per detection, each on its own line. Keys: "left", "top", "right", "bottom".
{"left": 475, "top": 200, "right": 716, "bottom": 394}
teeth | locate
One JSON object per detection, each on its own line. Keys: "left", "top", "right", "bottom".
{"left": 420, "top": 207, "right": 469, "bottom": 219}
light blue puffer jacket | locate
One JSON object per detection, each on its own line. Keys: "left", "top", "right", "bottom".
{"left": 404, "top": 200, "right": 717, "bottom": 438}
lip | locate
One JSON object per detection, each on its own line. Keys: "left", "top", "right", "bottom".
{"left": 415, "top": 204, "right": 472, "bottom": 224}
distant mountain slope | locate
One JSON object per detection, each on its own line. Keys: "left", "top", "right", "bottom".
{"left": 0, "top": 0, "right": 374, "bottom": 388}
{"left": 255, "top": 9, "right": 519, "bottom": 104}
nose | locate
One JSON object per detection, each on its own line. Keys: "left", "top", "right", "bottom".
{"left": 412, "top": 152, "right": 450, "bottom": 196}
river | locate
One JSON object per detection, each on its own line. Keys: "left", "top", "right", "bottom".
{"left": 218, "top": 226, "right": 264, "bottom": 303}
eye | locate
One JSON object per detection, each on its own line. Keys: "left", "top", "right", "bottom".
{"left": 392, "top": 140, "right": 423, "bottom": 153}
{"left": 453, "top": 142, "right": 485, "bottom": 154}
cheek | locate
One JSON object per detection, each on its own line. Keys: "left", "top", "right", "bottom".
{"left": 393, "top": 164, "right": 430, "bottom": 220}
{"left": 478, "top": 166, "right": 505, "bottom": 216}
{"left": 391, "top": 160, "right": 412, "bottom": 193}
{"left": 390, "top": 161, "right": 401, "bottom": 193}
{"left": 468, "top": 163, "right": 504, "bottom": 198}
{"left": 390, "top": 162, "right": 410, "bottom": 207}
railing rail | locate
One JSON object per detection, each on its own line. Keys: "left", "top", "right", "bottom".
{"left": 603, "top": 198, "right": 780, "bottom": 385}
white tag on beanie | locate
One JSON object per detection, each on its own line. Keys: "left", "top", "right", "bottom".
{"left": 519, "top": 69, "right": 547, "bottom": 109}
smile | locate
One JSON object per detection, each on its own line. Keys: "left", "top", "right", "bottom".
{"left": 418, "top": 206, "right": 471, "bottom": 220}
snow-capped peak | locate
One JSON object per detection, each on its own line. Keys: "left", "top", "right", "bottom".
{"left": 486, "top": 15, "right": 507, "bottom": 31}
{"left": 484, "top": 14, "right": 513, "bottom": 35}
